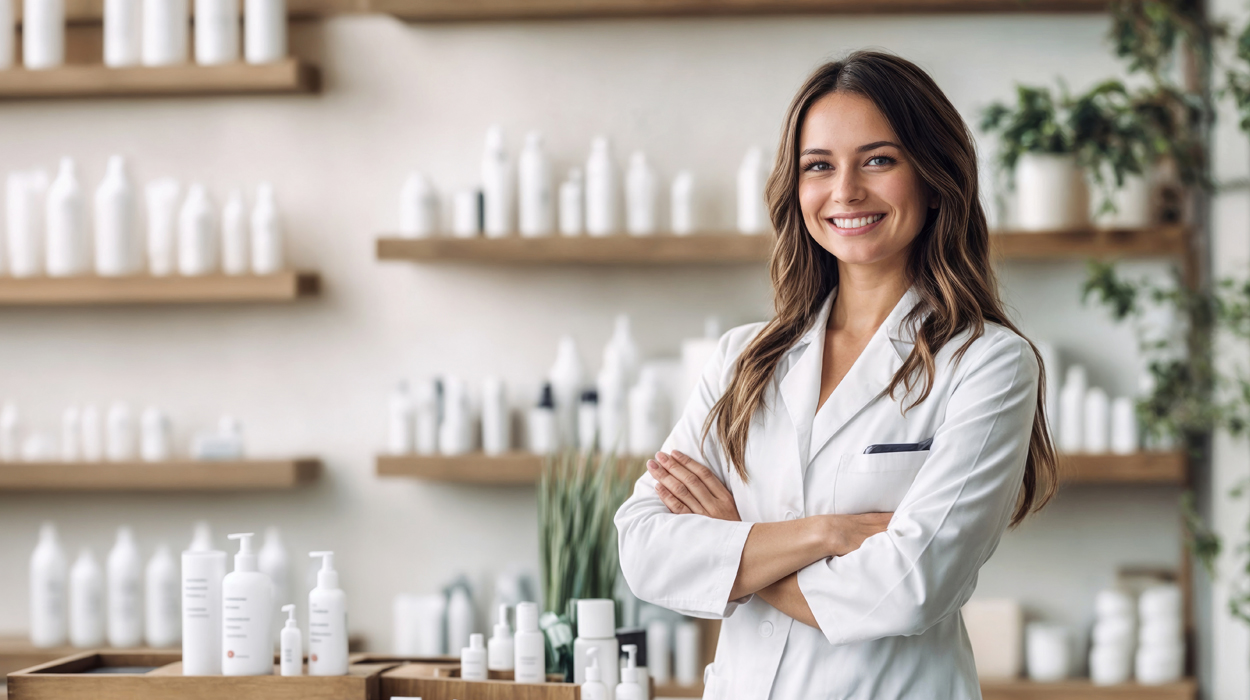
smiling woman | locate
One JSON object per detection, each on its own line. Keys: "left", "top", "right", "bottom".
{"left": 615, "top": 52, "right": 1059, "bottom": 699}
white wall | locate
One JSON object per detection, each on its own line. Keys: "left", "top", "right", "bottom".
{"left": 0, "top": 10, "right": 1192, "bottom": 674}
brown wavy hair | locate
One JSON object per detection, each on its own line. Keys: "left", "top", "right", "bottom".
{"left": 703, "top": 51, "right": 1057, "bottom": 527}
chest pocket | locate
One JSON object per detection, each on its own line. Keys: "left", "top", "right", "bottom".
{"left": 834, "top": 451, "right": 928, "bottom": 514}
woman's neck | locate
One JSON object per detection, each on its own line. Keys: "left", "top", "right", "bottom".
{"left": 830, "top": 261, "right": 911, "bottom": 337}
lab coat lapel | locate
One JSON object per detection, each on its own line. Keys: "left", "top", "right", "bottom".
{"left": 778, "top": 293, "right": 834, "bottom": 469}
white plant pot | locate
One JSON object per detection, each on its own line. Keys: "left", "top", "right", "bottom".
{"left": 1092, "top": 172, "right": 1152, "bottom": 229}
{"left": 1014, "top": 153, "right": 1088, "bottom": 231}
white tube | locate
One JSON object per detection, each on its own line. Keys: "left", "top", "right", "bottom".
{"left": 388, "top": 382, "right": 415, "bottom": 456}
{"left": 400, "top": 172, "right": 438, "bottom": 239}
{"left": 146, "top": 178, "right": 181, "bottom": 276}
{"left": 106, "top": 526, "right": 143, "bottom": 648}
{"left": 145, "top": 545, "right": 181, "bottom": 647}
{"left": 142, "top": 0, "right": 188, "bottom": 66}
{"left": 482, "top": 126, "right": 513, "bottom": 238}
{"left": 250, "top": 182, "right": 283, "bottom": 274}
{"left": 7, "top": 170, "right": 48, "bottom": 278}
{"left": 646, "top": 620, "right": 670, "bottom": 685}
{"left": 481, "top": 376, "right": 511, "bottom": 456}
{"left": 585, "top": 137, "right": 618, "bottom": 236}
{"left": 1058, "top": 365, "right": 1086, "bottom": 453}
{"left": 140, "top": 407, "right": 172, "bottom": 462}
{"left": 60, "top": 406, "right": 80, "bottom": 461}
{"left": 194, "top": 0, "right": 238, "bottom": 65}
{"left": 106, "top": 402, "right": 137, "bottom": 462}
{"left": 414, "top": 379, "right": 440, "bottom": 456}
{"left": 22, "top": 0, "right": 64, "bottom": 69}
{"left": 518, "top": 131, "right": 553, "bottom": 238}
{"left": 178, "top": 184, "right": 218, "bottom": 276}
{"left": 673, "top": 620, "right": 700, "bottom": 686}
{"left": 244, "top": 0, "right": 285, "bottom": 64}
{"left": 94, "top": 155, "right": 140, "bottom": 277}
{"left": 1110, "top": 397, "right": 1138, "bottom": 454}
{"left": 182, "top": 550, "right": 227, "bottom": 675}
{"left": 221, "top": 189, "right": 248, "bottom": 276}
{"left": 452, "top": 189, "right": 480, "bottom": 238}
{"left": 104, "top": 0, "right": 141, "bottom": 67}
{"left": 69, "top": 548, "right": 105, "bottom": 647}
{"left": 80, "top": 405, "right": 103, "bottom": 462}
{"left": 625, "top": 151, "right": 658, "bottom": 236}
{"left": 670, "top": 171, "right": 695, "bottom": 235}
{"left": 558, "top": 168, "right": 584, "bottom": 237}
{"left": 45, "top": 157, "right": 88, "bottom": 278}
{"left": 1082, "top": 386, "right": 1110, "bottom": 454}
{"left": 737, "top": 147, "right": 767, "bottom": 234}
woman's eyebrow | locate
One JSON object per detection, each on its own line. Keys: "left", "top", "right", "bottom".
{"left": 799, "top": 148, "right": 832, "bottom": 156}
{"left": 857, "top": 140, "right": 901, "bottom": 152}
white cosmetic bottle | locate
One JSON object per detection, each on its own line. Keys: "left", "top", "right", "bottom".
{"left": 279, "top": 604, "right": 301, "bottom": 675}
{"left": 107, "top": 526, "right": 144, "bottom": 648}
{"left": 399, "top": 172, "right": 438, "bottom": 239}
{"left": 549, "top": 335, "right": 584, "bottom": 450}
{"left": 104, "top": 0, "right": 141, "bottom": 66}
{"left": 144, "top": 544, "right": 180, "bottom": 648}
{"left": 559, "top": 167, "right": 584, "bottom": 236}
{"left": 461, "top": 633, "right": 487, "bottom": 681}
{"left": 142, "top": 0, "right": 188, "bottom": 65}
{"left": 451, "top": 188, "right": 481, "bottom": 238}
{"left": 7, "top": 170, "right": 49, "bottom": 278}
{"left": 578, "top": 390, "right": 598, "bottom": 452}
{"left": 145, "top": 178, "right": 180, "bottom": 276}
{"left": 181, "top": 548, "right": 226, "bottom": 675}
{"left": 528, "top": 384, "right": 557, "bottom": 454}
{"left": 487, "top": 604, "right": 514, "bottom": 671}
{"left": 737, "top": 146, "right": 767, "bottom": 234}
{"left": 221, "top": 189, "right": 248, "bottom": 276}
{"left": 1, "top": 403, "right": 19, "bottom": 462}
{"left": 628, "top": 366, "right": 669, "bottom": 457}
{"left": 30, "top": 522, "right": 68, "bottom": 648}
{"left": 573, "top": 599, "right": 618, "bottom": 694}
{"left": 646, "top": 620, "right": 670, "bottom": 685}
{"left": 597, "top": 346, "right": 628, "bottom": 456}
{"left": 615, "top": 645, "right": 644, "bottom": 700}
{"left": 388, "top": 381, "right": 415, "bottom": 455}
{"left": 80, "top": 405, "right": 103, "bottom": 461}
{"left": 519, "top": 131, "right": 553, "bottom": 238}
{"left": 585, "top": 137, "right": 618, "bottom": 236}
{"left": 308, "top": 551, "right": 348, "bottom": 676}
{"left": 244, "top": 0, "right": 285, "bottom": 64}
{"left": 482, "top": 125, "right": 513, "bottom": 238}
{"left": 1059, "top": 365, "right": 1087, "bottom": 453}
{"left": 670, "top": 171, "right": 695, "bottom": 235}
{"left": 1083, "top": 386, "right": 1110, "bottom": 453}
{"left": 581, "top": 647, "right": 609, "bottom": 700}
{"left": 69, "top": 548, "right": 105, "bottom": 648}
{"left": 195, "top": 0, "right": 238, "bottom": 65}
{"left": 1111, "top": 397, "right": 1138, "bottom": 454}
{"left": 222, "top": 533, "right": 273, "bottom": 676}
{"left": 259, "top": 526, "right": 290, "bottom": 643}
{"left": 625, "top": 151, "right": 657, "bottom": 236}
{"left": 481, "top": 376, "right": 511, "bottom": 457}
{"left": 178, "top": 184, "right": 218, "bottom": 276}
{"left": 250, "top": 182, "right": 283, "bottom": 274}
{"left": 414, "top": 378, "right": 440, "bottom": 455}
{"left": 438, "top": 376, "right": 472, "bottom": 456}
{"left": 23, "top": 0, "right": 64, "bottom": 69}
{"left": 95, "top": 155, "right": 139, "bottom": 277}
{"left": 447, "top": 584, "right": 473, "bottom": 655}
{"left": 106, "top": 402, "right": 137, "bottom": 461}
{"left": 60, "top": 407, "right": 81, "bottom": 461}
{"left": 46, "top": 157, "right": 88, "bottom": 278}
{"left": 0, "top": 0, "right": 12, "bottom": 69}
{"left": 513, "top": 601, "right": 545, "bottom": 684}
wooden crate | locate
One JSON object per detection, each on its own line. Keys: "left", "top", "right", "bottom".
{"left": 380, "top": 661, "right": 580, "bottom": 700}
{"left": 6, "top": 650, "right": 400, "bottom": 700}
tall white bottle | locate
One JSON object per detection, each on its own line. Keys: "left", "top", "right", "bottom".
{"left": 585, "top": 137, "right": 618, "bottom": 236}
{"left": 625, "top": 151, "right": 657, "bottom": 236}
{"left": 670, "top": 171, "right": 695, "bottom": 235}
{"left": 609, "top": 314, "right": 641, "bottom": 386}
{"left": 481, "top": 376, "right": 510, "bottom": 457}
{"left": 95, "top": 155, "right": 139, "bottom": 277}
{"left": 258, "top": 526, "right": 290, "bottom": 642}
{"left": 145, "top": 178, "right": 181, "bottom": 276}
{"left": 519, "top": 131, "right": 553, "bottom": 238}
{"left": 482, "top": 125, "right": 513, "bottom": 238}
{"left": 195, "top": 0, "right": 238, "bottom": 65}
{"left": 573, "top": 599, "right": 618, "bottom": 693}
{"left": 250, "top": 182, "right": 283, "bottom": 274}
{"left": 107, "top": 526, "right": 143, "bottom": 648}
{"left": 1, "top": 402, "right": 19, "bottom": 461}
{"left": 145, "top": 544, "right": 180, "bottom": 647}
{"left": 106, "top": 402, "right": 137, "bottom": 461}
{"left": 447, "top": 584, "right": 473, "bottom": 656}
{"left": 142, "top": 0, "right": 188, "bottom": 65}
{"left": 0, "top": 0, "right": 13, "bottom": 69}
{"left": 514, "top": 601, "right": 545, "bottom": 683}
{"left": 221, "top": 189, "right": 248, "bottom": 276}
{"left": 549, "top": 335, "right": 584, "bottom": 450}
{"left": 104, "top": 0, "right": 141, "bottom": 66}
{"left": 69, "top": 548, "right": 105, "bottom": 648}
{"left": 7, "top": 170, "right": 49, "bottom": 278}
{"left": 388, "top": 381, "right": 415, "bottom": 455}
{"left": 559, "top": 168, "right": 584, "bottom": 237}
{"left": 737, "top": 146, "right": 768, "bottom": 234}
{"left": 222, "top": 533, "right": 273, "bottom": 676}
{"left": 178, "top": 184, "right": 218, "bottom": 276}
{"left": 399, "top": 172, "right": 438, "bottom": 239}
{"left": 46, "top": 157, "right": 88, "bottom": 278}
{"left": 80, "top": 405, "right": 103, "bottom": 461}
{"left": 30, "top": 522, "right": 68, "bottom": 648}
{"left": 308, "top": 551, "right": 348, "bottom": 676}
{"left": 628, "top": 366, "right": 669, "bottom": 457}
{"left": 597, "top": 346, "right": 629, "bottom": 456}
{"left": 60, "top": 406, "right": 81, "bottom": 462}
{"left": 23, "top": 0, "right": 64, "bottom": 69}
{"left": 182, "top": 548, "right": 226, "bottom": 675}
{"left": 1059, "top": 365, "right": 1087, "bottom": 453}
{"left": 244, "top": 0, "right": 285, "bottom": 64}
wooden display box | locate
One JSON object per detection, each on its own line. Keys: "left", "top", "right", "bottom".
{"left": 380, "top": 661, "right": 580, "bottom": 700}
{"left": 6, "top": 650, "right": 399, "bottom": 700}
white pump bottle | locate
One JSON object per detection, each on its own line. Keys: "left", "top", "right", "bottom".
{"left": 581, "top": 646, "right": 609, "bottom": 700}
{"left": 221, "top": 533, "right": 273, "bottom": 676}
{"left": 487, "top": 603, "right": 514, "bottom": 671}
{"left": 279, "top": 604, "right": 301, "bottom": 676}
{"left": 308, "top": 551, "right": 348, "bottom": 676}
{"left": 615, "top": 644, "right": 644, "bottom": 700}
{"left": 29, "top": 522, "right": 68, "bottom": 648}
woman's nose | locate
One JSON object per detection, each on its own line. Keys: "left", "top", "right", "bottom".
{"left": 831, "top": 167, "right": 866, "bottom": 205}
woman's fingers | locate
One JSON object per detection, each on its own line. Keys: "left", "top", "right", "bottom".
{"left": 652, "top": 453, "right": 719, "bottom": 512}
{"left": 655, "top": 483, "right": 692, "bottom": 514}
{"left": 648, "top": 459, "right": 705, "bottom": 515}
{"left": 669, "top": 450, "right": 733, "bottom": 502}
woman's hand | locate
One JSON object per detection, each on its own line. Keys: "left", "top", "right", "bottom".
{"left": 647, "top": 450, "right": 741, "bottom": 522}
{"left": 824, "top": 513, "right": 893, "bottom": 557}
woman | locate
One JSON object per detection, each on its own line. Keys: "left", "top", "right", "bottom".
{"left": 615, "top": 51, "right": 1057, "bottom": 699}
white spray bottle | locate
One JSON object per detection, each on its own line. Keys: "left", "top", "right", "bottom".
{"left": 279, "top": 604, "right": 301, "bottom": 676}
{"left": 221, "top": 533, "right": 273, "bottom": 676}
{"left": 615, "top": 644, "right": 644, "bottom": 700}
{"left": 308, "top": 551, "right": 348, "bottom": 676}
{"left": 581, "top": 646, "right": 609, "bottom": 700}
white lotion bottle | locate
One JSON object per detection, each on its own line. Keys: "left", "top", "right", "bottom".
{"left": 46, "top": 157, "right": 88, "bottom": 278}
{"left": 519, "top": 131, "right": 553, "bottom": 238}
{"left": 514, "top": 601, "right": 545, "bottom": 684}
{"left": 181, "top": 548, "right": 226, "bottom": 675}
{"left": 581, "top": 647, "right": 609, "bottom": 700}
{"left": 646, "top": 620, "right": 670, "bottom": 685}
{"left": 1084, "top": 386, "right": 1110, "bottom": 453}
{"left": 388, "top": 381, "right": 415, "bottom": 455}
{"left": 737, "top": 146, "right": 768, "bottom": 234}
{"left": 597, "top": 346, "right": 628, "bottom": 456}
{"left": 7, "top": 170, "right": 49, "bottom": 278}
{"left": 308, "top": 551, "right": 348, "bottom": 676}
{"left": 573, "top": 599, "right": 618, "bottom": 693}
{"left": 447, "top": 584, "right": 473, "bottom": 655}
{"left": 142, "top": 0, "right": 188, "bottom": 66}
{"left": 487, "top": 604, "right": 514, "bottom": 671}
{"left": 195, "top": 0, "right": 238, "bottom": 65}
{"left": 414, "top": 378, "right": 440, "bottom": 456}
{"left": 23, "top": 0, "right": 64, "bottom": 69}
{"left": 221, "top": 189, "right": 248, "bottom": 276}
{"left": 1059, "top": 365, "right": 1087, "bottom": 453}
{"left": 69, "top": 548, "right": 105, "bottom": 648}
{"left": 670, "top": 171, "right": 695, "bottom": 235}
{"left": 1111, "top": 397, "right": 1138, "bottom": 454}
{"left": 145, "top": 178, "right": 180, "bottom": 276}
{"left": 482, "top": 125, "right": 513, "bottom": 238}
{"left": 628, "top": 367, "right": 669, "bottom": 457}
{"left": 250, "top": 182, "right": 283, "bottom": 274}
{"left": 585, "top": 137, "right": 618, "bottom": 236}
{"left": 0, "top": 0, "right": 12, "bottom": 69}
{"left": 549, "top": 335, "right": 584, "bottom": 450}
{"left": 481, "top": 376, "right": 510, "bottom": 457}
{"left": 528, "top": 383, "right": 557, "bottom": 454}
{"left": 107, "top": 526, "right": 144, "bottom": 648}
{"left": 80, "top": 405, "right": 103, "bottom": 461}
{"left": 144, "top": 544, "right": 180, "bottom": 648}
{"left": 279, "top": 604, "right": 300, "bottom": 676}
{"left": 60, "top": 407, "right": 81, "bottom": 461}
{"left": 1, "top": 403, "right": 19, "bottom": 462}
{"left": 244, "top": 0, "right": 285, "bottom": 64}
{"left": 559, "top": 167, "right": 584, "bottom": 236}
{"left": 451, "top": 188, "right": 481, "bottom": 238}
{"left": 438, "top": 376, "right": 472, "bottom": 456}
{"left": 399, "top": 172, "right": 438, "bottom": 239}
{"left": 30, "top": 522, "right": 69, "bottom": 648}
{"left": 615, "top": 644, "right": 644, "bottom": 700}
{"left": 140, "top": 406, "right": 172, "bottom": 461}
{"left": 178, "top": 184, "right": 218, "bottom": 276}
{"left": 104, "top": 0, "right": 141, "bottom": 66}
{"left": 625, "top": 151, "right": 658, "bottom": 236}
{"left": 461, "top": 632, "right": 487, "bottom": 681}
{"left": 106, "top": 402, "right": 137, "bottom": 461}
{"left": 94, "top": 155, "right": 139, "bottom": 277}
{"left": 222, "top": 533, "right": 273, "bottom": 676}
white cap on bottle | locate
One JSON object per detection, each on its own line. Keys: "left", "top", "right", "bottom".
{"left": 516, "top": 601, "right": 539, "bottom": 633}
{"left": 577, "top": 599, "right": 615, "bottom": 640}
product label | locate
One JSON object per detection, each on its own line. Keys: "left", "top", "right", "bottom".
{"left": 223, "top": 594, "right": 265, "bottom": 662}
{"left": 183, "top": 577, "right": 211, "bottom": 620}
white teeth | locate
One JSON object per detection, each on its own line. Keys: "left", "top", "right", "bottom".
{"left": 832, "top": 214, "right": 884, "bottom": 229}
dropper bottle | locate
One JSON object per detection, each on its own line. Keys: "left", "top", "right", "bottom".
{"left": 279, "top": 604, "right": 301, "bottom": 676}
{"left": 615, "top": 644, "right": 644, "bottom": 700}
{"left": 487, "top": 604, "right": 514, "bottom": 671}
{"left": 581, "top": 646, "right": 609, "bottom": 700}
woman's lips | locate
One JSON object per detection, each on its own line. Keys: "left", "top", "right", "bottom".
{"left": 826, "top": 213, "right": 886, "bottom": 237}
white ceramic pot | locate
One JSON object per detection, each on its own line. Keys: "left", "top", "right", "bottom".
{"left": 1092, "top": 171, "right": 1152, "bottom": 229}
{"left": 1090, "top": 643, "right": 1134, "bottom": 686}
{"left": 1135, "top": 643, "right": 1184, "bottom": 685}
{"left": 1014, "top": 153, "right": 1088, "bottom": 231}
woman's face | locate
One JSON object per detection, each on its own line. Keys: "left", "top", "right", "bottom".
{"left": 798, "top": 91, "right": 936, "bottom": 270}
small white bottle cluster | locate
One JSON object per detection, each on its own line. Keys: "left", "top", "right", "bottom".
{"left": 397, "top": 126, "right": 772, "bottom": 240}
{"left": 1034, "top": 347, "right": 1140, "bottom": 454}
{"left": 1135, "top": 585, "right": 1184, "bottom": 684}
{"left": 1089, "top": 588, "right": 1135, "bottom": 685}
{"left": 4, "top": 158, "right": 285, "bottom": 280}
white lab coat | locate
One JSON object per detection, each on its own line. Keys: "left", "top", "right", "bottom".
{"left": 615, "top": 286, "right": 1038, "bottom": 699}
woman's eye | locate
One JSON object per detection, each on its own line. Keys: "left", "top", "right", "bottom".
{"left": 866, "top": 155, "right": 896, "bottom": 167}
{"left": 803, "top": 161, "right": 831, "bottom": 172}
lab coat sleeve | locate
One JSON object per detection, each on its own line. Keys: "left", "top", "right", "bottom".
{"left": 614, "top": 327, "right": 757, "bottom": 619}
{"left": 796, "top": 331, "right": 1039, "bottom": 644}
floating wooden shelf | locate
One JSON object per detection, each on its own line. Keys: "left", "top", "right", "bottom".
{"left": 0, "top": 458, "right": 322, "bottom": 491}
{"left": 0, "top": 59, "right": 319, "bottom": 100}
{"left": 0, "top": 271, "right": 320, "bottom": 305}
{"left": 1060, "top": 451, "right": 1187, "bottom": 485}
{"left": 373, "top": 0, "right": 1111, "bottom": 22}
{"left": 0, "top": 637, "right": 78, "bottom": 677}
{"left": 980, "top": 678, "right": 1197, "bottom": 699}
{"left": 15, "top": 0, "right": 361, "bottom": 23}
{"left": 377, "top": 226, "right": 1189, "bottom": 266}
{"left": 377, "top": 453, "right": 543, "bottom": 485}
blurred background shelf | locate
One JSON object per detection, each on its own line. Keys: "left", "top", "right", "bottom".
{"left": 979, "top": 678, "right": 1197, "bottom": 699}
{"left": 376, "top": 226, "right": 1189, "bottom": 266}
{"left": 0, "top": 271, "right": 320, "bottom": 305}
{"left": 13, "top": 0, "right": 360, "bottom": 22}
{"left": 0, "top": 637, "right": 75, "bottom": 677}
{"left": 377, "top": 453, "right": 543, "bottom": 485}
{"left": 0, "top": 459, "right": 322, "bottom": 491}
{"left": 0, "top": 59, "right": 320, "bottom": 100}
{"left": 1060, "top": 451, "right": 1187, "bottom": 485}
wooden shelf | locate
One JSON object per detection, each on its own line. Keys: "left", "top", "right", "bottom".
{"left": 0, "top": 458, "right": 321, "bottom": 491}
{"left": 0, "top": 637, "right": 78, "bottom": 677}
{"left": 377, "top": 453, "right": 543, "bottom": 485}
{"left": 0, "top": 271, "right": 320, "bottom": 305}
{"left": 376, "top": 226, "right": 1189, "bottom": 266}
{"left": 0, "top": 59, "right": 319, "bottom": 100}
{"left": 15, "top": 0, "right": 361, "bottom": 23}
{"left": 980, "top": 678, "right": 1197, "bottom": 699}
{"left": 373, "top": 0, "right": 1111, "bottom": 22}
{"left": 1060, "top": 451, "right": 1187, "bottom": 485}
